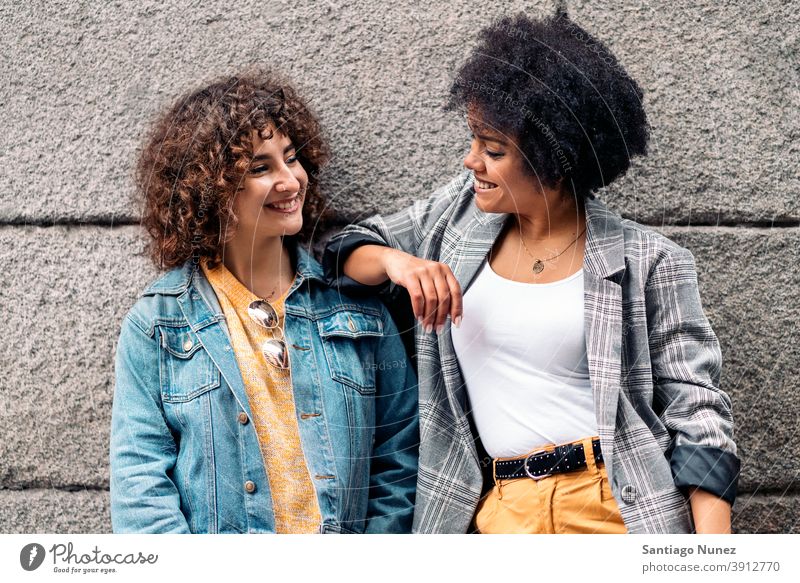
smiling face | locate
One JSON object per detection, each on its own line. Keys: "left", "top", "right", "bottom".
{"left": 229, "top": 125, "right": 308, "bottom": 245}
{"left": 462, "top": 113, "right": 549, "bottom": 215}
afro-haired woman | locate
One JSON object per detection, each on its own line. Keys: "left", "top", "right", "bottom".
{"left": 325, "top": 14, "right": 739, "bottom": 534}
{"left": 110, "top": 71, "right": 418, "bottom": 533}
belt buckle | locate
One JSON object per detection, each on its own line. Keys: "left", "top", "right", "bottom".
{"left": 524, "top": 449, "right": 552, "bottom": 481}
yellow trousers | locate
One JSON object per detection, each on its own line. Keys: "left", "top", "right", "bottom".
{"left": 474, "top": 437, "right": 627, "bottom": 534}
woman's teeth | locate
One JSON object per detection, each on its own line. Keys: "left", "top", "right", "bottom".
{"left": 266, "top": 197, "right": 299, "bottom": 210}
{"left": 476, "top": 179, "right": 497, "bottom": 190}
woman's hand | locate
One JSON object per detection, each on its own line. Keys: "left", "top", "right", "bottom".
{"left": 345, "top": 245, "right": 463, "bottom": 333}
{"left": 382, "top": 248, "right": 463, "bottom": 333}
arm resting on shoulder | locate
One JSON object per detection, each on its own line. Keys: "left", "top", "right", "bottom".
{"left": 323, "top": 172, "right": 469, "bottom": 295}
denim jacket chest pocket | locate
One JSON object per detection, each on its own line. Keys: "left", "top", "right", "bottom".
{"left": 158, "top": 324, "right": 221, "bottom": 403}
{"left": 316, "top": 311, "right": 383, "bottom": 395}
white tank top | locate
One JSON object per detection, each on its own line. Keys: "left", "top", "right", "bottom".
{"left": 450, "top": 260, "right": 597, "bottom": 458}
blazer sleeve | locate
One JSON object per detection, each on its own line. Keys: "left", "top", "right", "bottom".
{"left": 322, "top": 171, "right": 470, "bottom": 296}
{"left": 646, "top": 246, "right": 741, "bottom": 505}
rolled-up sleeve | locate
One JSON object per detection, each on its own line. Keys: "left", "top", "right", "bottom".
{"left": 322, "top": 231, "right": 392, "bottom": 296}
{"left": 646, "top": 247, "right": 740, "bottom": 505}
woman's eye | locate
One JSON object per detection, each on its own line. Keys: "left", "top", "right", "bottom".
{"left": 286, "top": 154, "right": 298, "bottom": 164}
{"left": 485, "top": 149, "right": 504, "bottom": 159}
{"left": 250, "top": 165, "right": 269, "bottom": 174}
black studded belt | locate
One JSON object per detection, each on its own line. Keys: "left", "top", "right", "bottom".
{"left": 492, "top": 439, "right": 604, "bottom": 481}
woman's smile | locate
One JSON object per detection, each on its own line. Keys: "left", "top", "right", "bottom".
{"left": 474, "top": 176, "right": 498, "bottom": 192}
{"left": 264, "top": 194, "right": 302, "bottom": 214}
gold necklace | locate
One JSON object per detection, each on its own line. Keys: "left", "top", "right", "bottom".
{"left": 254, "top": 269, "right": 295, "bottom": 303}
{"left": 519, "top": 227, "right": 586, "bottom": 274}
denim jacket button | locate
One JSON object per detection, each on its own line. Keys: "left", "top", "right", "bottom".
{"left": 347, "top": 316, "right": 356, "bottom": 332}
{"left": 183, "top": 338, "right": 194, "bottom": 351}
{"left": 244, "top": 481, "right": 256, "bottom": 493}
{"left": 238, "top": 412, "right": 249, "bottom": 425}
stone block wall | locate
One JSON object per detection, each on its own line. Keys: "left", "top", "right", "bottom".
{"left": 1, "top": 0, "right": 797, "bottom": 532}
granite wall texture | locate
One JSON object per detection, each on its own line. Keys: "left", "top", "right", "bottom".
{"left": 1, "top": 0, "right": 797, "bottom": 533}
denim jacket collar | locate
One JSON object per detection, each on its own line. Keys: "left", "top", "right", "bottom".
{"left": 142, "top": 238, "right": 325, "bottom": 298}
{"left": 138, "top": 239, "right": 327, "bottom": 425}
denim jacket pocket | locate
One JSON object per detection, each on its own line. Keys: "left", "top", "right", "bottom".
{"left": 158, "top": 325, "right": 221, "bottom": 403}
{"left": 317, "top": 311, "right": 383, "bottom": 395}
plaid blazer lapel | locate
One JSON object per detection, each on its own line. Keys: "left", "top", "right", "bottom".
{"left": 444, "top": 210, "right": 510, "bottom": 294}
{"left": 582, "top": 197, "right": 626, "bottom": 475}
{"left": 437, "top": 210, "right": 509, "bottom": 427}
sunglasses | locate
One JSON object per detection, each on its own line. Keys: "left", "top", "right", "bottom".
{"left": 247, "top": 299, "right": 289, "bottom": 370}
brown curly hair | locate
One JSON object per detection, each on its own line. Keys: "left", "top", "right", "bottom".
{"left": 136, "top": 69, "right": 331, "bottom": 269}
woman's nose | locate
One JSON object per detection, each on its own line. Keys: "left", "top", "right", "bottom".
{"left": 275, "top": 165, "right": 301, "bottom": 193}
{"left": 463, "top": 143, "right": 484, "bottom": 172}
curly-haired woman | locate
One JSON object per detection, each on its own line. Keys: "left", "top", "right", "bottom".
{"left": 325, "top": 14, "right": 739, "bottom": 534}
{"left": 110, "top": 70, "right": 418, "bottom": 533}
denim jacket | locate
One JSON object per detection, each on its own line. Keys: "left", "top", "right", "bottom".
{"left": 110, "top": 241, "right": 419, "bottom": 533}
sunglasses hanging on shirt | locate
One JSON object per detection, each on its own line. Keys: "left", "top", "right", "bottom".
{"left": 247, "top": 299, "right": 289, "bottom": 370}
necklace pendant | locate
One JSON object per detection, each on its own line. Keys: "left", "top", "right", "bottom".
{"left": 532, "top": 259, "right": 545, "bottom": 274}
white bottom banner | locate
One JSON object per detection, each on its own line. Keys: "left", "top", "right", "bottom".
{"left": 2, "top": 534, "right": 797, "bottom": 582}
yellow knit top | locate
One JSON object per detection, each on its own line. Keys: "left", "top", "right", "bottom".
{"left": 201, "top": 260, "right": 321, "bottom": 533}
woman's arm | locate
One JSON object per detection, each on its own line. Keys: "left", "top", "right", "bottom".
{"left": 345, "top": 245, "right": 463, "bottom": 333}
{"left": 341, "top": 244, "right": 395, "bottom": 286}
{"left": 110, "top": 314, "right": 190, "bottom": 534}
{"left": 646, "top": 246, "right": 740, "bottom": 533}
{"left": 363, "top": 309, "right": 420, "bottom": 533}
{"left": 689, "top": 487, "right": 732, "bottom": 534}
{"left": 323, "top": 172, "right": 472, "bottom": 331}
{"left": 325, "top": 172, "right": 469, "bottom": 274}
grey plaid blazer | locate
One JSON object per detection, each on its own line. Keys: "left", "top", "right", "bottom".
{"left": 325, "top": 171, "right": 740, "bottom": 534}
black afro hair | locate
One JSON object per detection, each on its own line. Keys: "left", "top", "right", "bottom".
{"left": 448, "top": 12, "right": 649, "bottom": 198}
